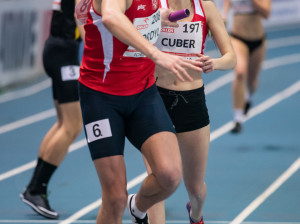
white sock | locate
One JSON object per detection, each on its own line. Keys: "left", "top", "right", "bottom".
{"left": 245, "top": 90, "right": 252, "bottom": 104}
{"left": 130, "top": 194, "right": 146, "bottom": 219}
{"left": 234, "top": 109, "right": 243, "bottom": 123}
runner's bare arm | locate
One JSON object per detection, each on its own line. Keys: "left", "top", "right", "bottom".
{"left": 222, "top": 0, "right": 231, "bottom": 22}
{"left": 75, "top": 0, "right": 86, "bottom": 41}
{"left": 251, "top": 0, "right": 272, "bottom": 19}
{"left": 201, "top": 1, "right": 236, "bottom": 71}
{"left": 94, "top": 0, "right": 202, "bottom": 81}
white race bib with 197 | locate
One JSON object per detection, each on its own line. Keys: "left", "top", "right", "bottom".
{"left": 123, "top": 10, "right": 161, "bottom": 58}
{"left": 156, "top": 21, "right": 204, "bottom": 60}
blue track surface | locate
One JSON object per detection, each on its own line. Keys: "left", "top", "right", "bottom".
{"left": 0, "top": 23, "right": 299, "bottom": 224}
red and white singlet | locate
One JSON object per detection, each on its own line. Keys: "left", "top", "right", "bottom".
{"left": 78, "top": 0, "right": 161, "bottom": 96}
{"left": 156, "top": 0, "right": 208, "bottom": 60}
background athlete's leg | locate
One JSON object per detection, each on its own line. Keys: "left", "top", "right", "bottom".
{"left": 39, "top": 101, "right": 82, "bottom": 165}
{"left": 231, "top": 37, "right": 249, "bottom": 132}
{"left": 247, "top": 40, "right": 267, "bottom": 105}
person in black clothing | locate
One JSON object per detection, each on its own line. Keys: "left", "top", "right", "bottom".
{"left": 20, "top": 0, "right": 83, "bottom": 219}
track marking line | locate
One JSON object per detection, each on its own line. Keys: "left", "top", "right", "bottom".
{"left": 1, "top": 220, "right": 300, "bottom": 224}
{"left": 230, "top": 157, "right": 300, "bottom": 224}
{"left": 0, "top": 109, "right": 56, "bottom": 135}
{"left": 0, "top": 79, "right": 51, "bottom": 104}
{"left": 0, "top": 139, "right": 86, "bottom": 181}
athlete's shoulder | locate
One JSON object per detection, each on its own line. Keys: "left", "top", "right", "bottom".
{"left": 201, "top": 0, "right": 219, "bottom": 17}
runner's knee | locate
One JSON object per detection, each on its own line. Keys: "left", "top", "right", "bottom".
{"left": 157, "top": 165, "right": 182, "bottom": 192}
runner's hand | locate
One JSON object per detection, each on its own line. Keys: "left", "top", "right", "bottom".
{"left": 153, "top": 51, "right": 203, "bottom": 82}
{"left": 160, "top": 8, "right": 179, "bottom": 27}
{"left": 195, "top": 54, "right": 214, "bottom": 73}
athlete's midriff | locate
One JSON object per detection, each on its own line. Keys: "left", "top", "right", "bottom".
{"left": 155, "top": 67, "right": 203, "bottom": 91}
{"left": 232, "top": 14, "right": 265, "bottom": 39}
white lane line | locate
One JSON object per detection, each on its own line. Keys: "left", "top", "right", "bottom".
{"left": 59, "top": 173, "right": 148, "bottom": 224}
{"left": 205, "top": 54, "right": 300, "bottom": 94}
{"left": 0, "top": 34, "right": 299, "bottom": 105}
{"left": 0, "top": 79, "right": 51, "bottom": 104}
{"left": 0, "top": 109, "right": 56, "bottom": 134}
{"left": 1, "top": 220, "right": 300, "bottom": 224}
{"left": 59, "top": 81, "right": 300, "bottom": 224}
{"left": 267, "top": 35, "right": 300, "bottom": 49}
{"left": 1, "top": 53, "right": 300, "bottom": 136}
{"left": 211, "top": 80, "right": 300, "bottom": 140}
{"left": 230, "top": 157, "right": 300, "bottom": 224}
{"left": 0, "top": 139, "right": 87, "bottom": 181}
{"left": 228, "top": 81, "right": 300, "bottom": 224}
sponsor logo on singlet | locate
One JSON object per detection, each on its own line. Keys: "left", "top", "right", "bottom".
{"left": 137, "top": 4, "right": 146, "bottom": 11}
{"left": 123, "top": 10, "right": 161, "bottom": 58}
{"left": 152, "top": 0, "right": 158, "bottom": 10}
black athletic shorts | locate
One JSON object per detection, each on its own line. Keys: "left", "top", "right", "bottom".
{"left": 79, "top": 83, "right": 175, "bottom": 160}
{"left": 43, "top": 35, "right": 80, "bottom": 103}
{"left": 158, "top": 85, "right": 210, "bottom": 133}
{"left": 230, "top": 33, "right": 265, "bottom": 54}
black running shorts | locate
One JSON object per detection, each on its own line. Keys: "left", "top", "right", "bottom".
{"left": 79, "top": 83, "right": 175, "bottom": 160}
{"left": 158, "top": 85, "right": 210, "bottom": 133}
{"left": 43, "top": 35, "right": 80, "bottom": 103}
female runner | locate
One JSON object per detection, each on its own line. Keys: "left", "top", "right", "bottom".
{"left": 144, "top": 0, "right": 236, "bottom": 223}
{"left": 223, "top": 0, "right": 271, "bottom": 133}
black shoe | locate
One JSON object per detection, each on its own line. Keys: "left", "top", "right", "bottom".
{"left": 231, "top": 122, "right": 242, "bottom": 134}
{"left": 244, "top": 102, "right": 251, "bottom": 115}
{"left": 127, "top": 194, "right": 149, "bottom": 224}
{"left": 20, "top": 188, "right": 59, "bottom": 219}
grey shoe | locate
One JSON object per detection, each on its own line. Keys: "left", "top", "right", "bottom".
{"left": 20, "top": 188, "right": 59, "bottom": 219}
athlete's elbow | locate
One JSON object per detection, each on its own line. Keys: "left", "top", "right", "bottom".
{"left": 101, "top": 10, "right": 116, "bottom": 28}
{"left": 261, "top": 8, "right": 271, "bottom": 19}
{"left": 264, "top": 11, "right": 271, "bottom": 19}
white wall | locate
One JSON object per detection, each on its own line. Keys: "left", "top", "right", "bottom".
{"left": 0, "top": 0, "right": 52, "bottom": 88}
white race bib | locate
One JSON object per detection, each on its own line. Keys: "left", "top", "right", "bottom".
{"left": 85, "top": 119, "right": 112, "bottom": 143}
{"left": 156, "top": 21, "right": 204, "bottom": 60}
{"left": 61, "top": 65, "right": 80, "bottom": 81}
{"left": 123, "top": 10, "right": 161, "bottom": 58}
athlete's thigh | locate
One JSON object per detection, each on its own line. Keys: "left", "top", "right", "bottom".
{"left": 125, "top": 85, "right": 175, "bottom": 151}
{"left": 231, "top": 37, "right": 249, "bottom": 75}
{"left": 177, "top": 125, "right": 210, "bottom": 186}
{"left": 248, "top": 40, "right": 266, "bottom": 81}
{"left": 79, "top": 83, "right": 126, "bottom": 160}
{"left": 59, "top": 101, "right": 82, "bottom": 129}
{"left": 93, "top": 155, "right": 127, "bottom": 197}
{"left": 141, "top": 131, "right": 181, "bottom": 176}
{"left": 43, "top": 37, "right": 80, "bottom": 103}
{"left": 126, "top": 85, "right": 180, "bottom": 173}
